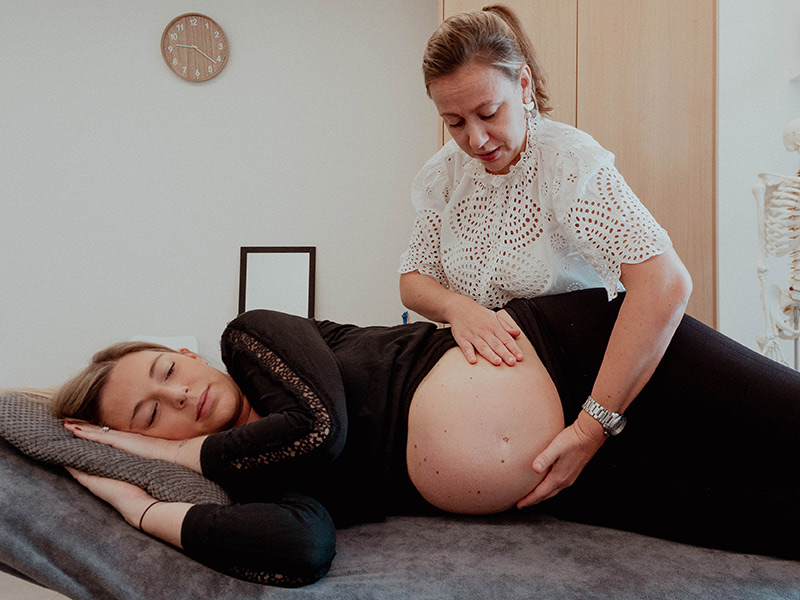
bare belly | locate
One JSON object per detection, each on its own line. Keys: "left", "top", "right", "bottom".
{"left": 406, "top": 310, "right": 564, "bottom": 514}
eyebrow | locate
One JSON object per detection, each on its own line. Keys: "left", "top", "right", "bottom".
{"left": 148, "top": 353, "right": 163, "bottom": 378}
{"left": 129, "top": 354, "right": 163, "bottom": 428}
{"left": 440, "top": 100, "right": 497, "bottom": 119}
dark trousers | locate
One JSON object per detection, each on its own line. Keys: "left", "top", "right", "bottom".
{"left": 506, "top": 290, "right": 800, "bottom": 560}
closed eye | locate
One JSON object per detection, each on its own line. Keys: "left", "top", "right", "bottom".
{"left": 166, "top": 362, "right": 175, "bottom": 379}
{"left": 149, "top": 402, "right": 159, "bottom": 427}
{"left": 480, "top": 112, "right": 497, "bottom": 121}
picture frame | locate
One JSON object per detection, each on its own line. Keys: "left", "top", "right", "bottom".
{"left": 238, "top": 246, "right": 316, "bottom": 318}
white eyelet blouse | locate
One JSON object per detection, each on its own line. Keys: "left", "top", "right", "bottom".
{"left": 398, "top": 113, "right": 672, "bottom": 309}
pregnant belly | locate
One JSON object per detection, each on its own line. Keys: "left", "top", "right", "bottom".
{"left": 406, "top": 311, "right": 564, "bottom": 514}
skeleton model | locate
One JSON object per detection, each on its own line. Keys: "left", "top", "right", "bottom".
{"left": 753, "top": 117, "right": 800, "bottom": 367}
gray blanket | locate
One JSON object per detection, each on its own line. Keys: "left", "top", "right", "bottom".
{"left": 1, "top": 434, "right": 799, "bottom": 600}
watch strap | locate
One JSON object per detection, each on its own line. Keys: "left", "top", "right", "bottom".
{"left": 581, "top": 396, "right": 627, "bottom": 436}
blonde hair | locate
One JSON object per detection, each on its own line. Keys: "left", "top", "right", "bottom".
{"left": 422, "top": 4, "right": 551, "bottom": 115}
{"left": 0, "top": 388, "right": 55, "bottom": 406}
{"left": 51, "top": 341, "right": 176, "bottom": 424}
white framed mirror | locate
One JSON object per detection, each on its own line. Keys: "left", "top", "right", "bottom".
{"left": 238, "top": 246, "right": 316, "bottom": 318}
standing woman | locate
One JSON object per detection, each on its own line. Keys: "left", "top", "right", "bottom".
{"left": 398, "top": 5, "right": 693, "bottom": 507}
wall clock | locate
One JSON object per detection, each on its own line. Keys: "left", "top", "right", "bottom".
{"left": 161, "top": 13, "right": 229, "bottom": 82}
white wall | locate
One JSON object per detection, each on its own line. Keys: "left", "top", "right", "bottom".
{"left": 718, "top": 0, "right": 800, "bottom": 355}
{"left": 0, "top": 1, "right": 439, "bottom": 387}
{"left": 3, "top": 0, "right": 798, "bottom": 388}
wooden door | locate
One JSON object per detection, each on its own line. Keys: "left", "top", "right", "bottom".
{"left": 577, "top": 0, "right": 716, "bottom": 325}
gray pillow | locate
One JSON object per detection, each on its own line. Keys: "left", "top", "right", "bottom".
{"left": 0, "top": 391, "right": 231, "bottom": 505}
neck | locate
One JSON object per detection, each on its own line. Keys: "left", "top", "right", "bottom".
{"left": 223, "top": 391, "right": 256, "bottom": 430}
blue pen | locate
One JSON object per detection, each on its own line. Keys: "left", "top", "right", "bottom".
{"left": 402, "top": 311, "right": 408, "bottom": 325}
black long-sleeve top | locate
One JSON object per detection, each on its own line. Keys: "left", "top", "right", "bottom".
{"left": 180, "top": 309, "right": 456, "bottom": 586}
{"left": 181, "top": 291, "right": 800, "bottom": 582}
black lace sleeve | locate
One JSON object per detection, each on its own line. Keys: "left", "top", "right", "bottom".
{"left": 181, "top": 491, "right": 336, "bottom": 587}
{"left": 200, "top": 310, "right": 347, "bottom": 484}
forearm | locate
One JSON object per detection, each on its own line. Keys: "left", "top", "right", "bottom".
{"left": 520, "top": 261, "right": 691, "bottom": 508}
{"left": 400, "top": 270, "right": 473, "bottom": 323}
{"left": 588, "top": 249, "right": 692, "bottom": 419}
{"left": 68, "top": 467, "right": 193, "bottom": 550}
{"left": 135, "top": 499, "right": 193, "bottom": 549}
{"left": 171, "top": 436, "right": 205, "bottom": 473}
{"left": 111, "top": 432, "right": 206, "bottom": 474}
{"left": 64, "top": 422, "right": 207, "bottom": 474}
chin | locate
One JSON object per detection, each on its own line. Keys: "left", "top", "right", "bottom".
{"left": 487, "top": 162, "right": 512, "bottom": 175}
{"left": 219, "top": 394, "right": 246, "bottom": 431}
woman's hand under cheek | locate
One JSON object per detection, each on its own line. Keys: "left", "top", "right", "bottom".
{"left": 63, "top": 420, "right": 178, "bottom": 462}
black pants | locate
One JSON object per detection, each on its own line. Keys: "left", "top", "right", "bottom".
{"left": 505, "top": 290, "right": 800, "bottom": 560}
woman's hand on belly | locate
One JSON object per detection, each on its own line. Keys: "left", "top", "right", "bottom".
{"left": 515, "top": 413, "right": 606, "bottom": 508}
{"left": 448, "top": 297, "right": 525, "bottom": 366}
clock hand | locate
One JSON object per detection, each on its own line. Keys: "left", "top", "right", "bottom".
{"left": 174, "top": 44, "right": 217, "bottom": 64}
{"left": 194, "top": 47, "right": 217, "bottom": 64}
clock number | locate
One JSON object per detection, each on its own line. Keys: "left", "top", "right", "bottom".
{"left": 189, "top": 17, "right": 198, "bottom": 26}
{"left": 167, "top": 45, "right": 173, "bottom": 53}
{"left": 176, "top": 23, "right": 184, "bottom": 31}
{"left": 214, "top": 31, "right": 220, "bottom": 38}
{"left": 218, "top": 43, "right": 224, "bottom": 51}
{"left": 172, "top": 58, "right": 178, "bottom": 66}
{"left": 169, "top": 33, "right": 178, "bottom": 41}
{"left": 208, "top": 66, "right": 213, "bottom": 74}
{"left": 195, "top": 69, "right": 201, "bottom": 78}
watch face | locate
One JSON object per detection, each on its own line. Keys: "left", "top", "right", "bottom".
{"left": 606, "top": 416, "right": 626, "bottom": 436}
{"left": 161, "top": 14, "right": 229, "bottom": 82}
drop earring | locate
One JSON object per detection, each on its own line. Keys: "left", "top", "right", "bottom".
{"left": 523, "top": 97, "right": 537, "bottom": 118}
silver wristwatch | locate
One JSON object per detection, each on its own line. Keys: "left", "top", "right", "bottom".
{"left": 582, "top": 396, "right": 627, "bottom": 436}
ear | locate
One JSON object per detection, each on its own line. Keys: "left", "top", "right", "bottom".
{"left": 178, "top": 348, "right": 208, "bottom": 365}
{"left": 518, "top": 64, "right": 533, "bottom": 100}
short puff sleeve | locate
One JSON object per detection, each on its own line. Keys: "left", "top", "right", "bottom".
{"left": 542, "top": 129, "right": 672, "bottom": 299}
{"left": 398, "top": 145, "right": 457, "bottom": 286}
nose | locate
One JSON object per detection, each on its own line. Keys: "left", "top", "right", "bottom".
{"left": 165, "top": 386, "right": 189, "bottom": 408}
{"left": 466, "top": 121, "right": 489, "bottom": 149}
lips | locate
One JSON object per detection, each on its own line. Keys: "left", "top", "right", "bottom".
{"left": 476, "top": 148, "right": 500, "bottom": 162}
{"left": 196, "top": 387, "right": 210, "bottom": 421}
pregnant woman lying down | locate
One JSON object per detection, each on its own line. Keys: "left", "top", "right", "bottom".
{"left": 52, "top": 289, "right": 800, "bottom": 587}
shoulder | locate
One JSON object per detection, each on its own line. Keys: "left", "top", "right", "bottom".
{"left": 413, "top": 140, "right": 464, "bottom": 193}
{"left": 535, "top": 117, "right": 615, "bottom": 174}
{"left": 225, "top": 309, "right": 313, "bottom": 337}
{"left": 221, "top": 311, "right": 344, "bottom": 403}
{"left": 221, "top": 310, "right": 324, "bottom": 359}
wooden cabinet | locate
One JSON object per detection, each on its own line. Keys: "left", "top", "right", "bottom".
{"left": 439, "top": 0, "right": 717, "bottom": 325}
